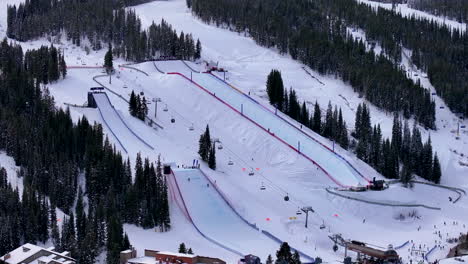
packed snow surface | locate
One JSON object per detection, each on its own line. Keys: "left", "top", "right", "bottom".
{"left": 93, "top": 92, "right": 154, "bottom": 152}
{"left": 191, "top": 71, "right": 368, "bottom": 187}
{"left": 172, "top": 168, "right": 282, "bottom": 258}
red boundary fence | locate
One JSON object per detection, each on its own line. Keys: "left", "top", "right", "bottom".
{"left": 167, "top": 72, "right": 347, "bottom": 188}
{"left": 197, "top": 169, "right": 315, "bottom": 262}
{"left": 169, "top": 169, "right": 245, "bottom": 257}
{"left": 207, "top": 72, "right": 370, "bottom": 184}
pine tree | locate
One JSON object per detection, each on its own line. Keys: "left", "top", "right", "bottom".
{"left": 188, "top": 248, "right": 193, "bottom": 254}
{"left": 48, "top": 45, "right": 59, "bottom": 82}
{"left": 421, "top": 136, "right": 433, "bottom": 181}
{"left": 104, "top": 43, "right": 113, "bottom": 72}
{"left": 195, "top": 39, "right": 202, "bottom": 59}
{"left": 300, "top": 102, "right": 309, "bottom": 126}
{"left": 391, "top": 113, "right": 402, "bottom": 153}
{"left": 139, "top": 96, "right": 148, "bottom": 120}
{"left": 59, "top": 53, "right": 67, "bottom": 79}
{"left": 275, "top": 242, "right": 292, "bottom": 264}
{"left": 354, "top": 104, "right": 362, "bottom": 139}
{"left": 266, "top": 254, "right": 274, "bottom": 264}
{"left": 323, "top": 101, "right": 333, "bottom": 138}
{"left": 76, "top": 187, "right": 87, "bottom": 244}
{"left": 400, "top": 163, "right": 413, "bottom": 188}
{"left": 179, "top": 243, "right": 187, "bottom": 254}
{"left": 198, "top": 125, "right": 211, "bottom": 161}
{"left": 208, "top": 143, "right": 216, "bottom": 170}
{"left": 129, "top": 91, "right": 137, "bottom": 116}
{"left": 50, "top": 203, "right": 60, "bottom": 249}
{"left": 291, "top": 251, "right": 302, "bottom": 264}
{"left": 312, "top": 101, "right": 321, "bottom": 133}
{"left": 432, "top": 153, "right": 441, "bottom": 184}
{"left": 340, "top": 121, "right": 349, "bottom": 150}
{"left": 123, "top": 233, "right": 131, "bottom": 250}
{"left": 266, "top": 70, "right": 284, "bottom": 110}
{"left": 106, "top": 216, "right": 124, "bottom": 264}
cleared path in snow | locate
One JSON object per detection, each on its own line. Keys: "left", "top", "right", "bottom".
{"left": 93, "top": 92, "right": 154, "bottom": 152}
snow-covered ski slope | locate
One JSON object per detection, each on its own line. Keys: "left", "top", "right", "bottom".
{"left": 133, "top": 0, "right": 468, "bottom": 189}
{"left": 196, "top": 73, "right": 369, "bottom": 187}
{"left": 171, "top": 168, "right": 286, "bottom": 259}
{"left": 93, "top": 92, "right": 154, "bottom": 152}
{"left": 155, "top": 61, "right": 369, "bottom": 187}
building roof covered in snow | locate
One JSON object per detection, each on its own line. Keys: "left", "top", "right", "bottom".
{"left": 0, "top": 243, "right": 76, "bottom": 264}
{"left": 124, "top": 249, "right": 226, "bottom": 264}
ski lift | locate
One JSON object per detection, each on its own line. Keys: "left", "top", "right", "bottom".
{"left": 218, "top": 144, "right": 223, "bottom": 150}
{"left": 228, "top": 158, "right": 234, "bottom": 165}
{"left": 171, "top": 117, "right": 175, "bottom": 123}
{"left": 163, "top": 104, "right": 168, "bottom": 112}
{"left": 123, "top": 84, "right": 128, "bottom": 89}
{"left": 284, "top": 194, "right": 290, "bottom": 201}
{"left": 260, "top": 182, "right": 266, "bottom": 190}
{"left": 248, "top": 168, "right": 255, "bottom": 176}
{"left": 189, "top": 123, "right": 194, "bottom": 131}
{"left": 296, "top": 208, "right": 303, "bottom": 215}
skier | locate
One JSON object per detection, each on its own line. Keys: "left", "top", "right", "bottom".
{"left": 207, "top": 183, "right": 209, "bottom": 188}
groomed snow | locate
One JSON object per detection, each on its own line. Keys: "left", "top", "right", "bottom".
{"left": 172, "top": 168, "right": 283, "bottom": 258}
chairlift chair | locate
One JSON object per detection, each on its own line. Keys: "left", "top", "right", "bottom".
{"left": 163, "top": 104, "right": 168, "bottom": 112}
{"left": 123, "top": 84, "right": 128, "bottom": 89}
{"left": 260, "top": 182, "right": 266, "bottom": 190}
{"left": 248, "top": 169, "right": 254, "bottom": 176}
{"left": 284, "top": 194, "right": 290, "bottom": 201}
{"left": 228, "top": 158, "right": 234, "bottom": 165}
{"left": 189, "top": 123, "right": 194, "bottom": 131}
{"left": 218, "top": 144, "right": 223, "bottom": 150}
{"left": 171, "top": 117, "right": 175, "bottom": 123}
{"left": 296, "top": 208, "right": 303, "bottom": 215}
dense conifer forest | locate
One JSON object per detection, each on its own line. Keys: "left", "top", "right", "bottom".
{"left": 190, "top": 0, "right": 468, "bottom": 125}
{"left": 0, "top": 40, "right": 170, "bottom": 263}
{"left": 7, "top": 0, "right": 201, "bottom": 62}
{"left": 267, "top": 70, "right": 440, "bottom": 183}
{"left": 407, "top": 0, "right": 468, "bottom": 23}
